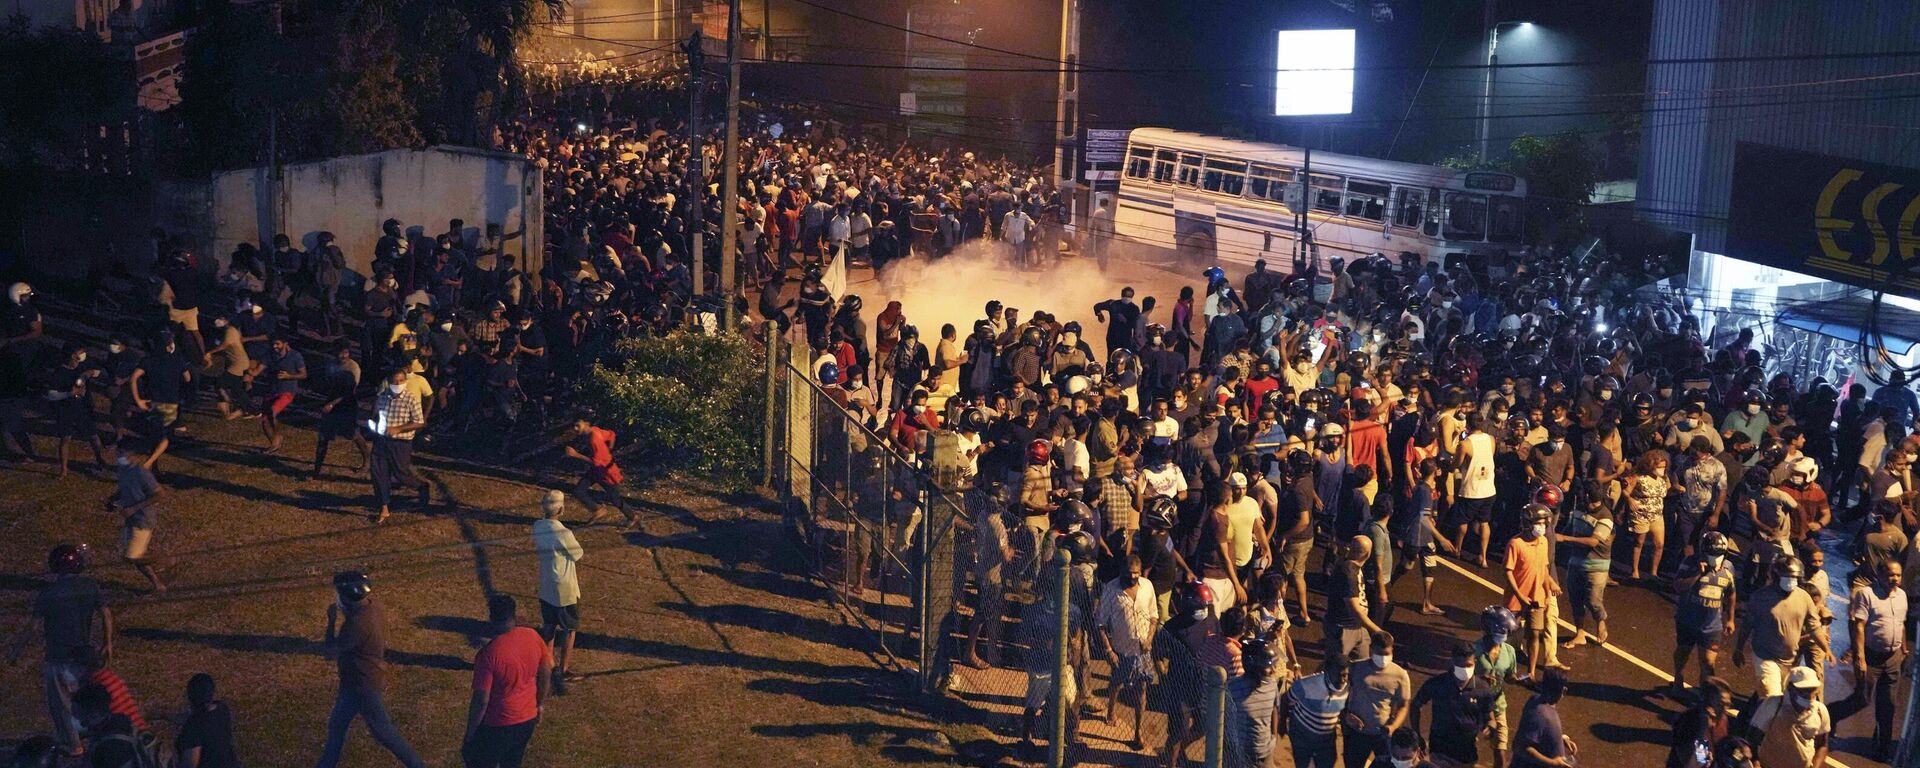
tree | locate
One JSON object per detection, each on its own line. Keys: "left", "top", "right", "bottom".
{"left": 1502, "top": 130, "right": 1600, "bottom": 243}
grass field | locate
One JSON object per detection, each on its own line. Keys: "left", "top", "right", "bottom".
{"left": 0, "top": 402, "right": 997, "bottom": 766}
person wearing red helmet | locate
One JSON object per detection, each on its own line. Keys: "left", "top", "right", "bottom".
{"left": 7, "top": 544, "right": 112, "bottom": 758}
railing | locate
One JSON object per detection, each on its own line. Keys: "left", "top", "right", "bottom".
{"left": 763, "top": 328, "right": 1230, "bottom": 768}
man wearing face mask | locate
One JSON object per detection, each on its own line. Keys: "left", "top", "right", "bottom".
{"left": 1525, "top": 424, "right": 1573, "bottom": 506}
{"left": 1744, "top": 666, "right": 1830, "bottom": 768}
{"left": 1410, "top": 642, "right": 1496, "bottom": 768}
{"left": 1504, "top": 505, "right": 1562, "bottom": 682}
{"left": 1732, "top": 556, "right": 1824, "bottom": 699}
{"left": 1666, "top": 404, "right": 1725, "bottom": 456}
{"left": 1386, "top": 726, "right": 1438, "bottom": 768}
{"left": 1283, "top": 653, "right": 1351, "bottom": 768}
{"left": 1343, "top": 632, "right": 1411, "bottom": 767}
{"left": 1724, "top": 391, "right": 1772, "bottom": 446}
{"left": 367, "top": 370, "right": 431, "bottom": 524}
{"left": 1473, "top": 606, "right": 1520, "bottom": 768}
{"left": 1670, "top": 532, "right": 1739, "bottom": 697}
{"left": 1559, "top": 484, "right": 1613, "bottom": 650}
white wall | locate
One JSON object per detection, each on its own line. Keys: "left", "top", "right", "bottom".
{"left": 211, "top": 145, "right": 544, "bottom": 281}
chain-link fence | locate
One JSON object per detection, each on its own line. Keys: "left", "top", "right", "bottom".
{"left": 766, "top": 333, "right": 1230, "bottom": 767}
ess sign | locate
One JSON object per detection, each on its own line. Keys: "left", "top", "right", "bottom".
{"left": 1727, "top": 143, "right": 1920, "bottom": 299}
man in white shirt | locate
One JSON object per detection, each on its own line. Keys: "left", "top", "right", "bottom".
{"left": 1002, "top": 208, "right": 1033, "bottom": 268}
{"left": 1140, "top": 453, "right": 1188, "bottom": 504}
{"left": 532, "top": 490, "right": 585, "bottom": 695}
{"left": 1094, "top": 556, "right": 1158, "bottom": 747}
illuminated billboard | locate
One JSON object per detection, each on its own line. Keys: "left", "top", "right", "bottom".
{"left": 1275, "top": 29, "right": 1355, "bottom": 116}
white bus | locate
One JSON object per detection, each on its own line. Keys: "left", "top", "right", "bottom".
{"left": 1110, "top": 127, "right": 1528, "bottom": 269}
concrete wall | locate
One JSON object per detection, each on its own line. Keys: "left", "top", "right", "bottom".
{"left": 211, "top": 145, "right": 544, "bottom": 282}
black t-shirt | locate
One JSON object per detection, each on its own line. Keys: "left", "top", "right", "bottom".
{"left": 33, "top": 576, "right": 103, "bottom": 663}
{"left": 1414, "top": 674, "right": 1495, "bottom": 765}
{"left": 1326, "top": 560, "right": 1366, "bottom": 628}
{"left": 176, "top": 702, "right": 241, "bottom": 768}
{"left": 987, "top": 419, "right": 1035, "bottom": 476}
{"left": 0, "top": 305, "right": 40, "bottom": 397}
{"left": 1275, "top": 479, "right": 1315, "bottom": 543}
{"left": 137, "top": 352, "right": 188, "bottom": 404}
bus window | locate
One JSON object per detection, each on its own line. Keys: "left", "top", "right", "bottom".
{"left": 1153, "top": 149, "right": 1178, "bottom": 183}
{"left": 1248, "top": 164, "right": 1294, "bottom": 204}
{"left": 1443, "top": 192, "right": 1488, "bottom": 241}
{"left": 1345, "top": 179, "right": 1390, "bottom": 221}
{"left": 1391, "top": 187, "right": 1426, "bottom": 228}
{"left": 1489, "top": 195, "right": 1523, "bottom": 242}
{"left": 1202, "top": 158, "right": 1247, "bottom": 196}
{"left": 1126, "top": 146, "right": 1154, "bottom": 180}
{"left": 1176, "top": 154, "right": 1203, "bottom": 188}
{"left": 1310, "top": 174, "right": 1343, "bottom": 213}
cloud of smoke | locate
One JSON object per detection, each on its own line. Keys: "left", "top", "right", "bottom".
{"left": 854, "top": 238, "right": 1180, "bottom": 359}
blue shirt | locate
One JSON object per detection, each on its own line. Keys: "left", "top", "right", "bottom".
{"left": 1873, "top": 385, "right": 1920, "bottom": 428}
{"left": 266, "top": 349, "right": 306, "bottom": 395}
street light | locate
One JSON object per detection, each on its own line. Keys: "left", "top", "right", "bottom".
{"left": 1478, "top": 19, "right": 1533, "bottom": 164}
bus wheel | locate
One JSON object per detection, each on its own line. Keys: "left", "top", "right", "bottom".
{"left": 1177, "top": 232, "right": 1215, "bottom": 267}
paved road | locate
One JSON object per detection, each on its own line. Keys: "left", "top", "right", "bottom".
{"left": 816, "top": 252, "right": 1901, "bottom": 767}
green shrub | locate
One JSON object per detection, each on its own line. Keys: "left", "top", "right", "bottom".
{"left": 577, "top": 333, "right": 765, "bottom": 489}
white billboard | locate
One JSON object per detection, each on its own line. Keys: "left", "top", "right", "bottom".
{"left": 1275, "top": 29, "right": 1355, "bottom": 116}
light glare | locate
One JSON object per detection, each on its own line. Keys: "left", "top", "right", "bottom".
{"left": 1275, "top": 29, "right": 1356, "bottom": 116}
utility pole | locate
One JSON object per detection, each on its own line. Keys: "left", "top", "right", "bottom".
{"left": 720, "top": 0, "right": 743, "bottom": 331}
{"left": 684, "top": 29, "right": 706, "bottom": 298}
{"left": 1051, "top": 0, "right": 1082, "bottom": 241}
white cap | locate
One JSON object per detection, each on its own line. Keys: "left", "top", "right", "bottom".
{"left": 1787, "top": 666, "right": 1821, "bottom": 690}
{"left": 1321, "top": 423, "right": 1346, "bottom": 437}
{"left": 1229, "top": 472, "right": 1248, "bottom": 488}
{"left": 540, "top": 490, "right": 565, "bottom": 513}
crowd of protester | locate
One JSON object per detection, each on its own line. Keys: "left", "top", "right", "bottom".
{"left": 0, "top": 65, "right": 1915, "bottom": 768}
{"left": 798, "top": 235, "right": 1920, "bottom": 768}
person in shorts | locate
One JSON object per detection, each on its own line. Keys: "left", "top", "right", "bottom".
{"left": 311, "top": 344, "right": 368, "bottom": 479}
{"left": 106, "top": 439, "right": 167, "bottom": 594}
{"left": 253, "top": 336, "right": 306, "bottom": 455}
{"left": 1092, "top": 553, "right": 1157, "bottom": 749}
{"left": 532, "top": 491, "right": 584, "bottom": 695}
{"left": 1669, "top": 532, "right": 1738, "bottom": 697}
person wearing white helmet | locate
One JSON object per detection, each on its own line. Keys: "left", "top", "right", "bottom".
{"left": 1, "top": 281, "right": 44, "bottom": 462}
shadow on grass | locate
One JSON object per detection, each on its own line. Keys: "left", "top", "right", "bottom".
{"left": 120, "top": 625, "right": 471, "bottom": 671}
{"left": 658, "top": 601, "right": 873, "bottom": 651}
{"left": 749, "top": 722, "right": 956, "bottom": 764}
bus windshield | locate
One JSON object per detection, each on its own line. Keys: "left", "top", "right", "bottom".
{"left": 1489, "top": 195, "right": 1523, "bottom": 243}
{"left": 1443, "top": 192, "right": 1488, "bottom": 242}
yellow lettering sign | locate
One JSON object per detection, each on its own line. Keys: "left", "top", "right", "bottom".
{"left": 1814, "top": 168, "right": 1863, "bottom": 263}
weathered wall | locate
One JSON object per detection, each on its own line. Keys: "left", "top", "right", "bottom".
{"left": 211, "top": 145, "right": 544, "bottom": 281}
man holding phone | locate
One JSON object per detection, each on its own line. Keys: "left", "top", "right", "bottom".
{"left": 368, "top": 370, "right": 431, "bottom": 524}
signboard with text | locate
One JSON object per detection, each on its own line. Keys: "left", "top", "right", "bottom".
{"left": 1728, "top": 142, "right": 1920, "bottom": 299}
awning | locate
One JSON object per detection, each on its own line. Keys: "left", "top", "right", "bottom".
{"left": 1778, "top": 296, "right": 1920, "bottom": 356}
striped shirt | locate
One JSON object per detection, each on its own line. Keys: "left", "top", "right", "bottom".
{"left": 1287, "top": 672, "right": 1351, "bottom": 738}
{"left": 89, "top": 667, "right": 149, "bottom": 733}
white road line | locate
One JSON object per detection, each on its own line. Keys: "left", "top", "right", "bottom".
{"left": 1432, "top": 557, "right": 1857, "bottom": 768}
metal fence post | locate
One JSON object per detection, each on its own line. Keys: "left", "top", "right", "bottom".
{"left": 1047, "top": 549, "right": 1072, "bottom": 768}
{"left": 1202, "top": 666, "right": 1227, "bottom": 768}
{"left": 761, "top": 320, "right": 777, "bottom": 488}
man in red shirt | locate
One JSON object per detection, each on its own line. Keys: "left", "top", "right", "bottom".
{"left": 565, "top": 419, "right": 636, "bottom": 529}
{"left": 1241, "top": 359, "right": 1281, "bottom": 417}
{"left": 1345, "top": 399, "right": 1391, "bottom": 489}
{"left": 464, "top": 594, "right": 552, "bottom": 768}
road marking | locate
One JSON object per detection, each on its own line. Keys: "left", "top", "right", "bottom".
{"left": 1432, "top": 557, "right": 1857, "bottom": 768}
